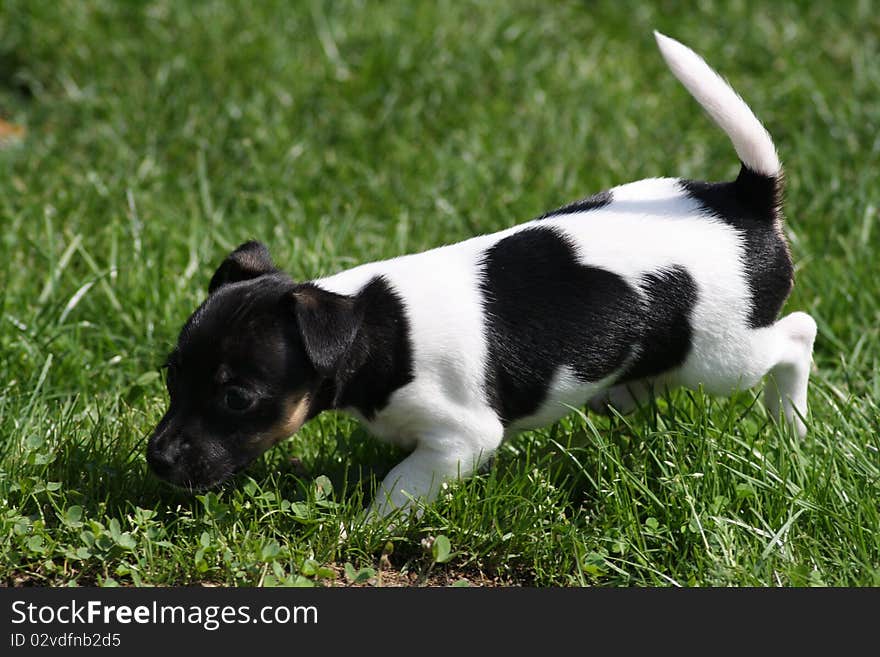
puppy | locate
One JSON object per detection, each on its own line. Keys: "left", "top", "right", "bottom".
{"left": 147, "top": 33, "right": 816, "bottom": 517}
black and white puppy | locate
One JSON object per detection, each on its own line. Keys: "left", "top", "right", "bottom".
{"left": 147, "top": 33, "right": 817, "bottom": 517}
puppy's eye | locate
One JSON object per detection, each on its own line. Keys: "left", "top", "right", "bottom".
{"left": 223, "top": 387, "right": 254, "bottom": 412}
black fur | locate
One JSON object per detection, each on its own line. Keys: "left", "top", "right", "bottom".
{"left": 680, "top": 165, "right": 792, "bottom": 328}
{"left": 479, "top": 227, "right": 642, "bottom": 424}
{"left": 292, "top": 284, "right": 362, "bottom": 379}
{"left": 325, "top": 276, "right": 415, "bottom": 420}
{"left": 618, "top": 266, "right": 697, "bottom": 382}
{"left": 149, "top": 273, "right": 311, "bottom": 488}
{"left": 537, "top": 190, "right": 613, "bottom": 220}
{"left": 209, "top": 240, "right": 277, "bottom": 293}
{"left": 148, "top": 260, "right": 416, "bottom": 488}
{"left": 148, "top": 234, "right": 417, "bottom": 490}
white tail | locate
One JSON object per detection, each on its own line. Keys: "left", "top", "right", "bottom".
{"left": 654, "top": 31, "right": 781, "bottom": 177}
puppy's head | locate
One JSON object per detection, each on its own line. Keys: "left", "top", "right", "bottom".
{"left": 147, "top": 241, "right": 361, "bottom": 490}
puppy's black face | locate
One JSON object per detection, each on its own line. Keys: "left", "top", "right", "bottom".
{"left": 147, "top": 275, "right": 318, "bottom": 490}
{"left": 148, "top": 239, "right": 366, "bottom": 491}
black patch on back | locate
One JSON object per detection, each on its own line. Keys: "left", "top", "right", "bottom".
{"left": 680, "top": 165, "right": 792, "bottom": 328}
{"left": 618, "top": 266, "right": 697, "bottom": 382}
{"left": 479, "top": 227, "right": 642, "bottom": 425}
{"left": 331, "top": 276, "right": 415, "bottom": 420}
{"left": 537, "top": 190, "right": 613, "bottom": 220}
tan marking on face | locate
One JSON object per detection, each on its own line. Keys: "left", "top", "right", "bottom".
{"left": 250, "top": 392, "right": 311, "bottom": 453}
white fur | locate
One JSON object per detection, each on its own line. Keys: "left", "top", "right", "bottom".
{"left": 654, "top": 31, "right": 781, "bottom": 176}
{"left": 313, "top": 34, "right": 814, "bottom": 517}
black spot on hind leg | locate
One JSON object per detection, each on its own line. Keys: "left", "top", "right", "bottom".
{"left": 680, "top": 166, "right": 792, "bottom": 328}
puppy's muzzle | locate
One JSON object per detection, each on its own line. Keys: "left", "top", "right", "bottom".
{"left": 146, "top": 429, "right": 182, "bottom": 480}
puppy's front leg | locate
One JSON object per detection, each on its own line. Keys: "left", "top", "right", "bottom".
{"left": 369, "top": 441, "right": 492, "bottom": 518}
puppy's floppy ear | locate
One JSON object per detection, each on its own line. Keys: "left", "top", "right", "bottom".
{"left": 209, "top": 241, "right": 277, "bottom": 293}
{"left": 291, "top": 284, "right": 362, "bottom": 379}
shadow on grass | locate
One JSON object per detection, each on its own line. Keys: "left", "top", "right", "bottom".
{"left": 28, "top": 420, "right": 407, "bottom": 525}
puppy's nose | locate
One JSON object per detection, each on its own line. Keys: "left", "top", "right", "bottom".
{"left": 147, "top": 434, "right": 181, "bottom": 478}
{"left": 147, "top": 447, "right": 175, "bottom": 478}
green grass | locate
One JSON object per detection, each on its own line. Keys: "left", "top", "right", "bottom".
{"left": 1, "top": 0, "right": 878, "bottom": 587}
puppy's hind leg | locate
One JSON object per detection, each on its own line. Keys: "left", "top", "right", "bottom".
{"left": 762, "top": 312, "right": 817, "bottom": 438}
